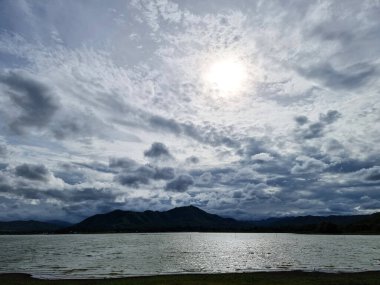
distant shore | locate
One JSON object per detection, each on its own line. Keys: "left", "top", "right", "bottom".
{"left": 2, "top": 271, "right": 380, "bottom": 285}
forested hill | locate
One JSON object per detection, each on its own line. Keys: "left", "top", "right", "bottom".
{"left": 1, "top": 206, "right": 380, "bottom": 234}
{"left": 61, "top": 205, "right": 248, "bottom": 233}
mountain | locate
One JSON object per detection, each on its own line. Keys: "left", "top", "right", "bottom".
{"left": 345, "top": 212, "right": 380, "bottom": 233}
{"left": 252, "top": 212, "right": 380, "bottom": 234}
{"left": 1, "top": 206, "right": 379, "bottom": 234}
{"left": 44, "top": 220, "right": 73, "bottom": 228}
{"left": 62, "top": 205, "right": 250, "bottom": 233}
{"left": 0, "top": 220, "right": 64, "bottom": 234}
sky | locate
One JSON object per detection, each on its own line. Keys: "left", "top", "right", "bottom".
{"left": 0, "top": 0, "right": 379, "bottom": 222}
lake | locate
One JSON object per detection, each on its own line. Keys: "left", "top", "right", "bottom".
{"left": 0, "top": 233, "right": 379, "bottom": 279}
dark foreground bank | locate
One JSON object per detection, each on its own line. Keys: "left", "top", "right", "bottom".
{"left": 1, "top": 271, "right": 380, "bottom": 285}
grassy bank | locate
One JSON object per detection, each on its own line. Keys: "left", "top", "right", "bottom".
{"left": 1, "top": 271, "right": 380, "bottom": 285}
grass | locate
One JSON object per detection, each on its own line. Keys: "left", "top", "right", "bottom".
{"left": 1, "top": 271, "right": 380, "bottom": 285}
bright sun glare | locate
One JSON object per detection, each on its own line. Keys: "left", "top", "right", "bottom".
{"left": 203, "top": 58, "right": 247, "bottom": 96}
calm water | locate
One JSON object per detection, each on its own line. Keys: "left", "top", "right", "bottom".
{"left": 0, "top": 233, "right": 380, "bottom": 279}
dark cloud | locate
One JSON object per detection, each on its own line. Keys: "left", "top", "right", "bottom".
{"left": 302, "top": 122, "right": 325, "bottom": 139}
{"left": 115, "top": 162, "right": 175, "bottom": 187}
{"left": 294, "top": 115, "right": 308, "bottom": 125}
{"left": 74, "top": 161, "right": 115, "bottom": 174}
{"left": 228, "top": 167, "right": 261, "bottom": 185}
{"left": 0, "top": 174, "right": 119, "bottom": 221}
{"left": 116, "top": 165, "right": 155, "bottom": 187}
{"left": 154, "top": 167, "right": 175, "bottom": 180}
{"left": 144, "top": 142, "right": 172, "bottom": 158}
{"left": 193, "top": 166, "right": 263, "bottom": 188}
{"left": 355, "top": 166, "right": 380, "bottom": 182}
{"left": 0, "top": 71, "right": 59, "bottom": 134}
{"left": 196, "top": 171, "right": 213, "bottom": 186}
{"left": 238, "top": 137, "right": 272, "bottom": 159}
{"left": 149, "top": 115, "right": 181, "bottom": 134}
{"left": 291, "top": 156, "right": 326, "bottom": 174}
{"left": 319, "top": 110, "right": 341, "bottom": 124}
{"left": 52, "top": 120, "right": 82, "bottom": 139}
{"left": 366, "top": 170, "right": 380, "bottom": 181}
{"left": 186, "top": 156, "right": 200, "bottom": 164}
{"left": 232, "top": 190, "right": 243, "bottom": 198}
{"left": 165, "top": 174, "right": 194, "bottom": 192}
{"left": 0, "top": 72, "right": 110, "bottom": 141}
{"left": 298, "top": 62, "right": 376, "bottom": 90}
{"left": 54, "top": 164, "right": 86, "bottom": 185}
{"left": 308, "top": 23, "right": 354, "bottom": 45}
{"left": 47, "top": 187, "right": 115, "bottom": 203}
{"left": 109, "top": 157, "right": 137, "bottom": 170}
{"left": 116, "top": 174, "right": 147, "bottom": 187}
{"left": 51, "top": 118, "right": 92, "bottom": 140}
{"left": 296, "top": 110, "right": 342, "bottom": 140}
{"left": 326, "top": 158, "right": 379, "bottom": 173}
{"left": 147, "top": 114, "right": 240, "bottom": 149}
{"left": 0, "top": 163, "right": 8, "bottom": 171}
{"left": 0, "top": 144, "right": 7, "bottom": 157}
{"left": 15, "top": 163, "right": 50, "bottom": 181}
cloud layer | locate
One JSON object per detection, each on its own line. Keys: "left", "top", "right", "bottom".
{"left": 0, "top": 0, "right": 379, "bottom": 222}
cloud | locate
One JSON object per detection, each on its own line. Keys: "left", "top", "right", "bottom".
{"left": 0, "top": 1, "right": 379, "bottom": 221}
{"left": 319, "top": 110, "right": 341, "bottom": 124}
{"left": 308, "top": 23, "right": 354, "bottom": 45}
{"left": 114, "top": 160, "right": 175, "bottom": 188}
{"left": 291, "top": 156, "right": 327, "bottom": 174}
{"left": 297, "top": 62, "right": 377, "bottom": 90}
{"left": 295, "top": 110, "right": 342, "bottom": 140}
{"left": 154, "top": 167, "right": 175, "bottom": 180}
{"left": 186, "top": 155, "right": 200, "bottom": 164}
{"left": 250, "top": 153, "right": 273, "bottom": 163}
{"left": 232, "top": 190, "right": 243, "bottom": 198}
{"left": 147, "top": 115, "right": 240, "bottom": 149}
{"left": 245, "top": 183, "right": 280, "bottom": 201}
{"left": 195, "top": 171, "right": 213, "bottom": 187}
{"left": 74, "top": 161, "right": 115, "bottom": 174}
{"left": 50, "top": 114, "right": 97, "bottom": 140}
{"left": 149, "top": 115, "right": 181, "bottom": 134}
{"left": 144, "top": 142, "right": 172, "bottom": 159}
{"left": 326, "top": 158, "right": 377, "bottom": 173}
{"left": 0, "top": 163, "right": 8, "bottom": 171}
{"left": 0, "top": 71, "right": 59, "bottom": 134}
{"left": 53, "top": 163, "right": 86, "bottom": 185}
{"left": 0, "top": 144, "right": 7, "bottom": 157}
{"left": 109, "top": 157, "right": 137, "bottom": 170}
{"left": 294, "top": 115, "right": 308, "bottom": 125}
{"left": 0, "top": 171, "right": 119, "bottom": 221}
{"left": 165, "top": 174, "right": 194, "bottom": 192}
{"left": 354, "top": 166, "right": 380, "bottom": 182}
{"left": 116, "top": 165, "right": 155, "bottom": 187}
{"left": 238, "top": 137, "right": 271, "bottom": 158}
{"left": 14, "top": 163, "right": 50, "bottom": 181}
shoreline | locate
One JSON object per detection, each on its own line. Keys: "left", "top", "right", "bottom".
{"left": 2, "top": 271, "right": 380, "bottom": 285}
{"left": 1, "top": 231, "right": 380, "bottom": 235}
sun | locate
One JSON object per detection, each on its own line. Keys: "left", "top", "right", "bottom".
{"left": 203, "top": 57, "right": 247, "bottom": 96}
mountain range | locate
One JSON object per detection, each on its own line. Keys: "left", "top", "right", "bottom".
{"left": 1, "top": 205, "right": 379, "bottom": 234}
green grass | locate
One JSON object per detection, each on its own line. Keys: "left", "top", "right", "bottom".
{"left": 1, "top": 271, "right": 380, "bottom": 285}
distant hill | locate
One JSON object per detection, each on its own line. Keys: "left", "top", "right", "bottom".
{"left": 44, "top": 220, "right": 73, "bottom": 228}
{"left": 1, "top": 206, "right": 379, "bottom": 234}
{"left": 252, "top": 212, "right": 380, "bottom": 234}
{"left": 345, "top": 212, "right": 380, "bottom": 233}
{"left": 0, "top": 220, "right": 64, "bottom": 234}
{"left": 62, "top": 205, "right": 249, "bottom": 233}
